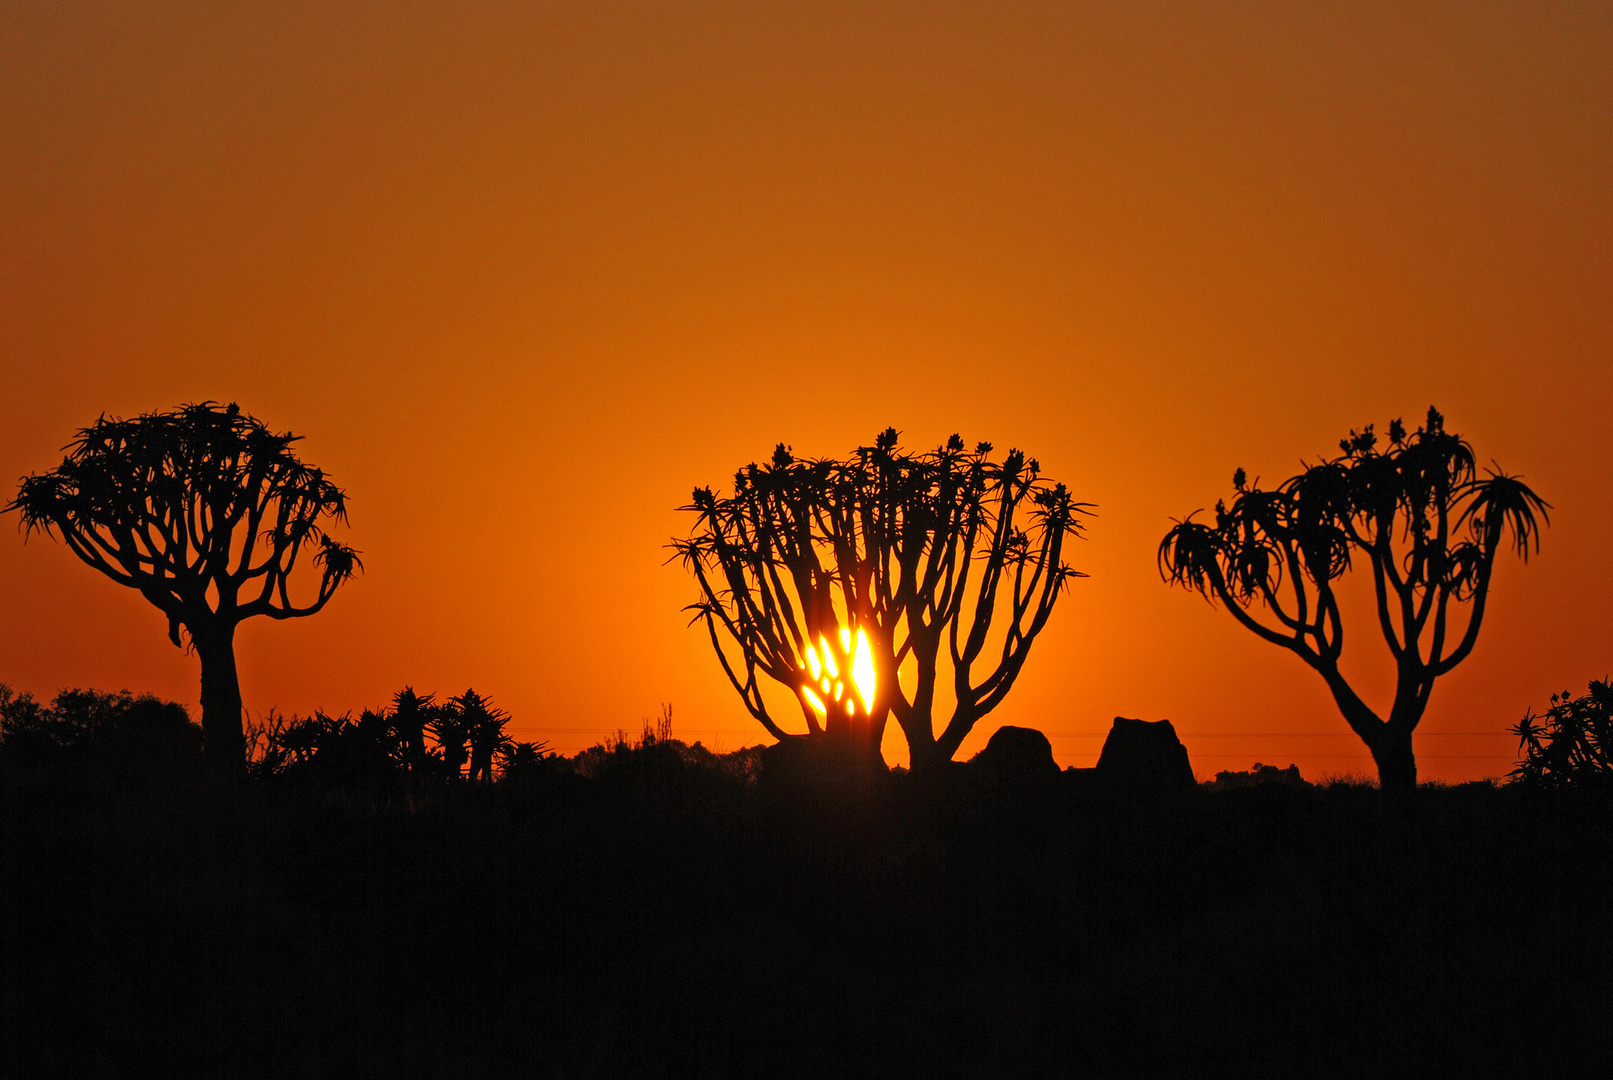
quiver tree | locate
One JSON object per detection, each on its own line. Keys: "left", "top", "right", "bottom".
{"left": 423, "top": 689, "right": 513, "bottom": 782}
{"left": 391, "top": 687, "right": 443, "bottom": 783}
{"left": 1159, "top": 407, "right": 1547, "bottom": 791}
{"left": 673, "top": 428, "right": 1088, "bottom": 772}
{"left": 427, "top": 701, "right": 472, "bottom": 779}
{"left": 457, "top": 689, "right": 513, "bottom": 783}
{"left": 6, "top": 402, "right": 360, "bottom": 775}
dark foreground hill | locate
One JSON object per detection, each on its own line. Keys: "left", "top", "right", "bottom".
{"left": 6, "top": 732, "right": 1613, "bottom": 1078}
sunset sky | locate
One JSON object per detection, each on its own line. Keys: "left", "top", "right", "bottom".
{"left": 3, "top": 2, "right": 1609, "bottom": 781}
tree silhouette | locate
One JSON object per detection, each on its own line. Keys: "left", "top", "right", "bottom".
{"left": 428, "top": 698, "right": 472, "bottom": 779}
{"left": 1160, "top": 408, "right": 1547, "bottom": 791}
{"left": 495, "top": 738, "right": 553, "bottom": 781}
{"left": 421, "top": 689, "right": 513, "bottom": 782}
{"left": 390, "top": 686, "right": 442, "bottom": 782}
{"left": 5, "top": 402, "right": 360, "bottom": 774}
{"left": 456, "top": 688, "right": 513, "bottom": 783}
{"left": 674, "top": 428, "right": 1088, "bottom": 772}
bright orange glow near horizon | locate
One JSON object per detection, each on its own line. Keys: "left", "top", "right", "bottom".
{"left": 3, "top": 3, "right": 1610, "bottom": 782}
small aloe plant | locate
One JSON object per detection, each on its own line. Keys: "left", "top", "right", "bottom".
{"left": 1512, "top": 680, "right": 1613, "bottom": 789}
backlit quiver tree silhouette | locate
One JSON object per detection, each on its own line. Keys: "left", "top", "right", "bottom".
{"left": 6, "top": 402, "right": 360, "bottom": 774}
{"left": 674, "top": 429, "right": 1088, "bottom": 772}
{"left": 1159, "top": 408, "right": 1547, "bottom": 791}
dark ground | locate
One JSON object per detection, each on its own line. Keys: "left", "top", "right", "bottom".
{"left": 6, "top": 742, "right": 1613, "bottom": 1079}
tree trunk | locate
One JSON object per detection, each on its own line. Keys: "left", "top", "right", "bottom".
{"left": 908, "top": 732, "right": 972, "bottom": 774}
{"left": 923, "top": 711, "right": 976, "bottom": 773}
{"left": 442, "top": 739, "right": 468, "bottom": 778}
{"left": 195, "top": 625, "right": 246, "bottom": 778}
{"left": 906, "top": 740, "right": 947, "bottom": 775}
{"left": 825, "top": 723, "right": 884, "bottom": 773}
{"left": 1320, "top": 667, "right": 1419, "bottom": 794}
{"left": 1369, "top": 726, "right": 1417, "bottom": 793}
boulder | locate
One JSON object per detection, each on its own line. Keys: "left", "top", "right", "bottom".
{"left": 757, "top": 735, "right": 886, "bottom": 806}
{"left": 760, "top": 734, "right": 886, "bottom": 780}
{"left": 1094, "top": 717, "right": 1195, "bottom": 794}
{"left": 971, "top": 726, "right": 1061, "bottom": 785}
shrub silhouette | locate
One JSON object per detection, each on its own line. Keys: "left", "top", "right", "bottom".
{"left": 673, "top": 428, "right": 1088, "bottom": 772}
{"left": 494, "top": 738, "right": 557, "bottom": 782}
{"left": 1512, "top": 679, "right": 1613, "bottom": 789}
{"left": 245, "top": 686, "right": 535, "bottom": 794}
{"left": 571, "top": 707, "right": 764, "bottom": 803}
{"left": 1160, "top": 408, "right": 1547, "bottom": 791}
{"left": 6, "top": 402, "right": 360, "bottom": 775}
{"left": 0, "top": 684, "right": 201, "bottom": 772}
{"left": 253, "top": 708, "right": 406, "bottom": 793}
{"left": 12, "top": 685, "right": 1613, "bottom": 1076}
{"left": 1205, "top": 762, "right": 1309, "bottom": 791}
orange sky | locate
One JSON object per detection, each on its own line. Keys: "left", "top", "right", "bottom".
{"left": 3, "top": 2, "right": 1609, "bottom": 781}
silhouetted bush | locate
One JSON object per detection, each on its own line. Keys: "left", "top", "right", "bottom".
{"left": 572, "top": 709, "right": 765, "bottom": 805}
{"left": 1512, "top": 678, "right": 1613, "bottom": 789}
{"left": 0, "top": 683, "right": 201, "bottom": 772}
{"left": 1205, "top": 762, "right": 1310, "bottom": 792}
{"left": 246, "top": 686, "right": 542, "bottom": 798}
{"left": 493, "top": 738, "right": 566, "bottom": 783}
{"left": 252, "top": 708, "right": 406, "bottom": 793}
{"left": 11, "top": 690, "right": 1613, "bottom": 1077}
